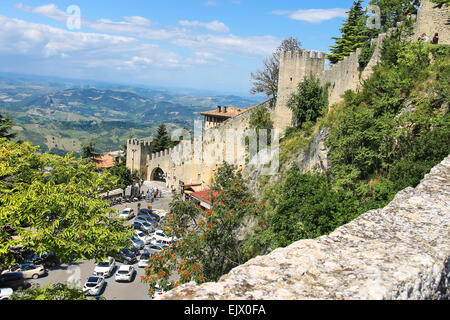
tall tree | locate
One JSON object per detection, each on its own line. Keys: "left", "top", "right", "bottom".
{"left": 328, "top": 0, "right": 369, "bottom": 64}
{"left": 143, "top": 163, "right": 265, "bottom": 294}
{"left": 250, "top": 37, "right": 302, "bottom": 98}
{"left": 369, "top": 0, "right": 420, "bottom": 30}
{"left": 81, "top": 140, "right": 99, "bottom": 159}
{"left": 152, "top": 123, "right": 169, "bottom": 153}
{"left": 0, "top": 113, "right": 17, "bottom": 141}
{"left": 0, "top": 139, "right": 133, "bottom": 272}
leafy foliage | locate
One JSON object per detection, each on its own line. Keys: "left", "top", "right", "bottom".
{"left": 287, "top": 76, "right": 329, "bottom": 128}
{"left": 369, "top": 0, "right": 420, "bottom": 30}
{"left": 0, "top": 113, "right": 17, "bottom": 141}
{"left": 0, "top": 139, "right": 134, "bottom": 271}
{"left": 9, "top": 283, "right": 99, "bottom": 300}
{"left": 142, "top": 163, "right": 265, "bottom": 295}
{"left": 328, "top": 0, "right": 371, "bottom": 64}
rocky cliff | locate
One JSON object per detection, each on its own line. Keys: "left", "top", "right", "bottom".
{"left": 159, "top": 155, "right": 450, "bottom": 300}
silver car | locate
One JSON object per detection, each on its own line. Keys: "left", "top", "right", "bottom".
{"left": 130, "top": 236, "right": 145, "bottom": 250}
{"left": 143, "top": 243, "right": 168, "bottom": 255}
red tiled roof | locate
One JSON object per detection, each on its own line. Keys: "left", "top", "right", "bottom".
{"left": 190, "top": 190, "right": 218, "bottom": 204}
{"left": 201, "top": 106, "right": 246, "bottom": 118}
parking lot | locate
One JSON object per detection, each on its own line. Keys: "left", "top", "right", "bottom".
{"left": 28, "top": 182, "right": 174, "bottom": 300}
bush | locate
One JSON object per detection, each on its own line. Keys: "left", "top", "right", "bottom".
{"left": 287, "top": 76, "right": 328, "bottom": 127}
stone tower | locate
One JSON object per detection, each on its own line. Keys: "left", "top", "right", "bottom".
{"left": 273, "top": 50, "right": 327, "bottom": 134}
{"left": 126, "top": 138, "right": 153, "bottom": 176}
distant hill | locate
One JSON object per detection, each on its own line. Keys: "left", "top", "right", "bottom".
{"left": 0, "top": 76, "right": 262, "bottom": 155}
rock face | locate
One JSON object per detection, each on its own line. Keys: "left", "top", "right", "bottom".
{"left": 296, "top": 127, "right": 330, "bottom": 174}
{"left": 159, "top": 155, "right": 450, "bottom": 300}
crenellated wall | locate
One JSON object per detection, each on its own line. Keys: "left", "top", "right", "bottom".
{"left": 159, "top": 155, "right": 450, "bottom": 300}
{"left": 274, "top": 0, "right": 450, "bottom": 134}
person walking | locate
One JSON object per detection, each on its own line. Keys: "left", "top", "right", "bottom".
{"left": 431, "top": 33, "right": 439, "bottom": 44}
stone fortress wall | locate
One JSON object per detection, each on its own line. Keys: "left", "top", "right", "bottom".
{"left": 159, "top": 155, "right": 450, "bottom": 300}
{"left": 128, "top": 0, "right": 449, "bottom": 189}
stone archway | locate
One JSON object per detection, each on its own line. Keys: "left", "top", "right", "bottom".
{"left": 150, "top": 167, "right": 166, "bottom": 182}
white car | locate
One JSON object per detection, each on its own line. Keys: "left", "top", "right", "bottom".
{"left": 115, "top": 265, "right": 136, "bottom": 282}
{"left": 138, "top": 253, "right": 151, "bottom": 268}
{"left": 93, "top": 258, "right": 116, "bottom": 278}
{"left": 82, "top": 277, "right": 106, "bottom": 296}
{"left": 0, "top": 288, "right": 13, "bottom": 300}
{"left": 135, "top": 230, "right": 153, "bottom": 245}
{"left": 151, "top": 230, "right": 175, "bottom": 244}
{"left": 119, "top": 208, "right": 135, "bottom": 220}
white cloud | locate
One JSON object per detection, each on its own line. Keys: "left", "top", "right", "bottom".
{"left": 272, "top": 8, "right": 348, "bottom": 24}
{"left": 179, "top": 20, "right": 230, "bottom": 33}
{"left": 15, "top": 3, "right": 277, "bottom": 58}
{"left": 205, "top": 1, "right": 217, "bottom": 6}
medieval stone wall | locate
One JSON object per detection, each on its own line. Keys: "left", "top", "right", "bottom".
{"left": 159, "top": 155, "right": 450, "bottom": 300}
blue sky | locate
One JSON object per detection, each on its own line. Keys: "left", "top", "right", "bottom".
{"left": 0, "top": 0, "right": 364, "bottom": 95}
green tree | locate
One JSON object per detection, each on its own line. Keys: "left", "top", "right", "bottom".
{"left": 9, "top": 283, "right": 100, "bottom": 300}
{"left": 152, "top": 123, "right": 169, "bottom": 153}
{"left": 0, "top": 113, "right": 17, "bottom": 141}
{"left": 0, "top": 139, "right": 134, "bottom": 271}
{"left": 109, "top": 163, "right": 133, "bottom": 190}
{"left": 81, "top": 140, "right": 99, "bottom": 159}
{"left": 287, "top": 76, "right": 328, "bottom": 128}
{"left": 328, "top": 0, "right": 369, "bottom": 64}
{"left": 369, "top": 0, "right": 420, "bottom": 30}
{"left": 249, "top": 104, "right": 274, "bottom": 148}
{"left": 268, "top": 168, "right": 360, "bottom": 248}
{"left": 142, "top": 163, "right": 265, "bottom": 295}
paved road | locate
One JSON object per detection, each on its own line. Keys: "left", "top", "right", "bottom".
{"left": 29, "top": 181, "right": 174, "bottom": 300}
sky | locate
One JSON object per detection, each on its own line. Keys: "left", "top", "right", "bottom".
{"left": 0, "top": 0, "right": 363, "bottom": 96}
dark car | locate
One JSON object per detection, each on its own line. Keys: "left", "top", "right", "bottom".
{"left": 0, "top": 272, "right": 29, "bottom": 291}
{"left": 27, "top": 253, "right": 60, "bottom": 269}
{"left": 115, "top": 248, "right": 138, "bottom": 264}
{"left": 138, "top": 209, "right": 161, "bottom": 223}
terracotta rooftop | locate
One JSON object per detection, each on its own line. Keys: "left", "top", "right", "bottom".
{"left": 201, "top": 106, "right": 247, "bottom": 118}
{"left": 92, "top": 152, "right": 119, "bottom": 169}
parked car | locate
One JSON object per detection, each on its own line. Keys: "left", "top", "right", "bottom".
{"left": 3, "top": 264, "right": 47, "bottom": 279}
{"left": 0, "top": 288, "right": 13, "bottom": 300}
{"left": 82, "top": 277, "right": 106, "bottom": 296}
{"left": 118, "top": 208, "right": 135, "bottom": 220}
{"left": 130, "top": 236, "right": 145, "bottom": 250}
{"left": 143, "top": 243, "right": 168, "bottom": 255}
{"left": 133, "top": 220, "right": 155, "bottom": 234}
{"left": 0, "top": 273, "right": 29, "bottom": 291}
{"left": 138, "top": 253, "right": 151, "bottom": 268}
{"left": 139, "top": 209, "right": 161, "bottom": 223}
{"left": 27, "top": 253, "right": 60, "bottom": 269}
{"left": 151, "top": 230, "right": 176, "bottom": 244}
{"left": 135, "top": 230, "right": 153, "bottom": 245}
{"left": 93, "top": 258, "right": 116, "bottom": 278}
{"left": 115, "top": 265, "right": 136, "bottom": 282}
{"left": 114, "top": 248, "right": 138, "bottom": 265}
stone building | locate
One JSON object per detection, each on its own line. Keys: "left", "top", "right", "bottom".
{"left": 201, "top": 106, "right": 246, "bottom": 130}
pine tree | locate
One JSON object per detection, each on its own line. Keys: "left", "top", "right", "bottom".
{"left": 0, "top": 113, "right": 17, "bottom": 141}
{"left": 152, "top": 123, "right": 169, "bottom": 153}
{"left": 328, "top": 0, "right": 369, "bottom": 64}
